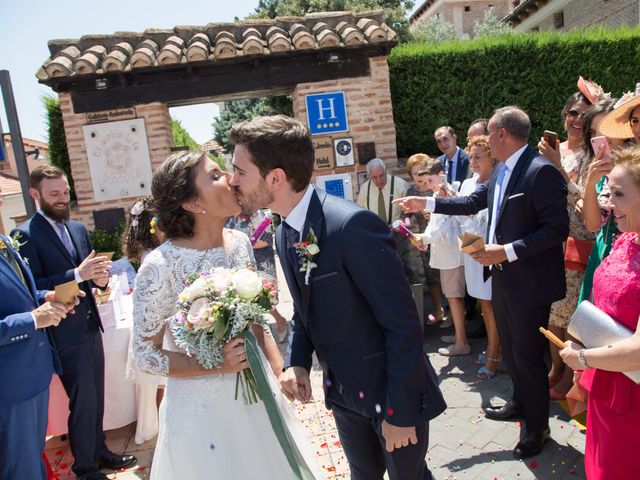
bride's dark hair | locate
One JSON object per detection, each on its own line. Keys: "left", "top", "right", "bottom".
{"left": 152, "top": 151, "right": 205, "bottom": 239}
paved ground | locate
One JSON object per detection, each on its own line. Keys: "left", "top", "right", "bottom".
{"left": 46, "top": 257, "right": 586, "bottom": 480}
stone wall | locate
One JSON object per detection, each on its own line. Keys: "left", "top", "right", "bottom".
{"left": 59, "top": 94, "right": 173, "bottom": 229}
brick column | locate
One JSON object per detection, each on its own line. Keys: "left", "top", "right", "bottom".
{"left": 59, "top": 94, "right": 173, "bottom": 229}
{"left": 292, "top": 55, "right": 398, "bottom": 197}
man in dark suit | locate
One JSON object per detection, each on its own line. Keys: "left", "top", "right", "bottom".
{"left": 396, "top": 106, "right": 569, "bottom": 459}
{"left": 435, "top": 126, "right": 470, "bottom": 187}
{"left": 229, "top": 115, "right": 446, "bottom": 480}
{"left": 13, "top": 165, "right": 135, "bottom": 480}
{"left": 1, "top": 184, "right": 71, "bottom": 479}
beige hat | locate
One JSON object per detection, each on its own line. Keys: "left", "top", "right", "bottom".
{"left": 598, "top": 86, "right": 640, "bottom": 140}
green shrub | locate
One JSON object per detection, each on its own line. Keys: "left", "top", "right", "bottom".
{"left": 43, "top": 96, "right": 76, "bottom": 201}
{"left": 389, "top": 26, "right": 640, "bottom": 157}
{"left": 89, "top": 222, "right": 125, "bottom": 261}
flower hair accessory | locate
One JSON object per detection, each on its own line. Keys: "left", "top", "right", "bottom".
{"left": 293, "top": 228, "right": 320, "bottom": 286}
{"left": 130, "top": 200, "right": 145, "bottom": 228}
{"left": 150, "top": 217, "right": 158, "bottom": 234}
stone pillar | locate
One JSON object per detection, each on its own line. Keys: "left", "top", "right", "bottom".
{"left": 292, "top": 55, "right": 398, "bottom": 197}
{"left": 59, "top": 94, "right": 173, "bottom": 229}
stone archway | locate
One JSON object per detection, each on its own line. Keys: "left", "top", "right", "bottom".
{"left": 38, "top": 11, "right": 399, "bottom": 227}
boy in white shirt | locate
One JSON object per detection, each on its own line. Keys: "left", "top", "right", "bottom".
{"left": 415, "top": 159, "right": 470, "bottom": 356}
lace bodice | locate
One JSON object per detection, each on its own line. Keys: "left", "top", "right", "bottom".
{"left": 132, "top": 229, "right": 255, "bottom": 376}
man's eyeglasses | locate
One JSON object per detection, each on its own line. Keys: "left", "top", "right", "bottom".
{"left": 567, "top": 109, "right": 585, "bottom": 119}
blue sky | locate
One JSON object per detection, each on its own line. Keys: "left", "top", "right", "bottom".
{"left": 0, "top": 0, "right": 260, "bottom": 144}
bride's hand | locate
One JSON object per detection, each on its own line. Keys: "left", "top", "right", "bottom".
{"left": 219, "top": 338, "right": 249, "bottom": 374}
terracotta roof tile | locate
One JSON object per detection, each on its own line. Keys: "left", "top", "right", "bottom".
{"left": 37, "top": 11, "right": 395, "bottom": 83}
{"left": 0, "top": 174, "right": 22, "bottom": 197}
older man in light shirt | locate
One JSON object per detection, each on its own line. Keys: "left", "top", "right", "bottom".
{"left": 357, "top": 158, "right": 407, "bottom": 226}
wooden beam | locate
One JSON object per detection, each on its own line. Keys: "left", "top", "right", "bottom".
{"left": 47, "top": 47, "right": 390, "bottom": 113}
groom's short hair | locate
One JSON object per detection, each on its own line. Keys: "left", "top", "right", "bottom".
{"left": 229, "top": 115, "right": 314, "bottom": 192}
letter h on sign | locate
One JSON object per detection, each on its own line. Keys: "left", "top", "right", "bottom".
{"left": 306, "top": 92, "right": 348, "bottom": 136}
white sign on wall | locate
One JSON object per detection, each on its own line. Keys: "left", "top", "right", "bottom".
{"left": 83, "top": 118, "right": 153, "bottom": 202}
{"left": 315, "top": 173, "right": 354, "bottom": 201}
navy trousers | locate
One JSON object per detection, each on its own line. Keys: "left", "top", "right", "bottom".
{"left": 58, "top": 329, "right": 108, "bottom": 476}
{"left": 328, "top": 386, "right": 433, "bottom": 480}
{"left": 0, "top": 387, "right": 49, "bottom": 480}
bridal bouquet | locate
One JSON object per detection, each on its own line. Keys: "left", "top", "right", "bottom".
{"left": 171, "top": 267, "right": 279, "bottom": 403}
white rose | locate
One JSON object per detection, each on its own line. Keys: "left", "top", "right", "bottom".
{"left": 307, "top": 244, "right": 320, "bottom": 255}
{"left": 231, "top": 269, "right": 263, "bottom": 300}
{"left": 211, "top": 268, "right": 233, "bottom": 294}
{"left": 186, "top": 276, "right": 210, "bottom": 300}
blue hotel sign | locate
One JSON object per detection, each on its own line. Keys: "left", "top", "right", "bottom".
{"left": 305, "top": 92, "right": 348, "bottom": 135}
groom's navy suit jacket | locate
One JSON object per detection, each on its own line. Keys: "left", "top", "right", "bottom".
{"left": 277, "top": 189, "right": 446, "bottom": 427}
{"left": 0, "top": 234, "right": 60, "bottom": 407}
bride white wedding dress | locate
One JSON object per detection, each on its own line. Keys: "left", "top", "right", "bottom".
{"left": 133, "top": 230, "right": 320, "bottom": 479}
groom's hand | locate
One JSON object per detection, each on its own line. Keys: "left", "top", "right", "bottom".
{"left": 381, "top": 420, "right": 418, "bottom": 453}
{"left": 279, "top": 367, "right": 312, "bottom": 403}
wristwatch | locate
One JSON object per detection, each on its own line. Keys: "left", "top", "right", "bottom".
{"left": 578, "top": 349, "right": 590, "bottom": 369}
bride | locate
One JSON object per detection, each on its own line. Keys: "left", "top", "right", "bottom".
{"left": 132, "top": 152, "right": 319, "bottom": 479}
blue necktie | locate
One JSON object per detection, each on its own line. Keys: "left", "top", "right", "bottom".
{"left": 494, "top": 165, "right": 507, "bottom": 212}
{"left": 55, "top": 222, "right": 76, "bottom": 259}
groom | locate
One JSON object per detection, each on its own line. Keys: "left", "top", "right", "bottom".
{"left": 229, "top": 115, "right": 446, "bottom": 480}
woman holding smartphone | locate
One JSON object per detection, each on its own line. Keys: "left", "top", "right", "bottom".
{"left": 538, "top": 91, "right": 596, "bottom": 398}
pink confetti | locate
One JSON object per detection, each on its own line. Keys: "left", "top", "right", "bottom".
{"left": 529, "top": 460, "right": 539, "bottom": 469}
{"left": 359, "top": 391, "right": 365, "bottom": 399}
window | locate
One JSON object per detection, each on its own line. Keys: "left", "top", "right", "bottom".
{"left": 464, "top": 5, "right": 471, "bottom": 11}
{"left": 554, "top": 10, "right": 564, "bottom": 29}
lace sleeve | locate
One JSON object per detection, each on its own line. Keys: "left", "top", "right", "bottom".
{"left": 132, "top": 250, "right": 175, "bottom": 376}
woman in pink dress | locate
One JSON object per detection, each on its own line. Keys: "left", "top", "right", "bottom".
{"left": 561, "top": 146, "right": 640, "bottom": 479}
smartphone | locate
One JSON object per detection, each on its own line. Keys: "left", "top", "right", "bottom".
{"left": 590, "top": 135, "right": 611, "bottom": 158}
{"left": 439, "top": 174, "right": 449, "bottom": 189}
{"left": 95, "top": 251, "right": 114, "bottom": 260}
{"left": 543, "top": 130, "right": 558, "bottom": 149}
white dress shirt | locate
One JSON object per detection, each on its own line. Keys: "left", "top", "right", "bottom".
{"left": 284, "top": 185, "right": 315, "bottom": 242}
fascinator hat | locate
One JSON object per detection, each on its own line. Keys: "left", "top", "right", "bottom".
{"left": 598, "top": 82, "right": 640, "bottom": 140}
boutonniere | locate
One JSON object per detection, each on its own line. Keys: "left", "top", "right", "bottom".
{"left": 293, "top": 228, "right": 320, "bottom": 286}
{"left": 1, "top": 232, "right": 26, "bottom": 252}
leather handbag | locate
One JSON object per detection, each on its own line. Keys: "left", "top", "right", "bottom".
{"left": 564, "top": 236, "right": 594, "bottom": 272}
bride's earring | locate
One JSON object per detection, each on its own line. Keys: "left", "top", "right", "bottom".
{"left": 201, "top": 209, "right": 206, "bottom": 214}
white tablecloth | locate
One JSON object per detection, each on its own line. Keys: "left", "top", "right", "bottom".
{"left": 46, "top": 296, "right": 137, "bottom": 436}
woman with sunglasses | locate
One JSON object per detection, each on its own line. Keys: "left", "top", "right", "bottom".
{"left": 538, "top": 91, "right": 595, "bottom": 399}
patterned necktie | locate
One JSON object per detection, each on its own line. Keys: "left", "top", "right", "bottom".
{"left": 55, "top": 221, "right": 76, "bottom": 258}
{"left": 446, "top": 159, "right": 453, "bottom": 184}
{"left": 377, "top": 188, "right": 386, "bottom": 222}
{"left": 283, "top": 223, "right": 303, "bottom": 290}
{"left": 1, "top": 247, "right": 27, "bottom": 286}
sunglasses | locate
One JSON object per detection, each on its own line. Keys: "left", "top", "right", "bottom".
{"left": 566, "top": 109, "right": 585, "bottom": 119}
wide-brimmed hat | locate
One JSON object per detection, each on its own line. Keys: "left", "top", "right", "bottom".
{"left": 598, "top": 86, "right": 640, "bottom": 139}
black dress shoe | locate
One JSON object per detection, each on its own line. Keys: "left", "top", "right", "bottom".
{"left": 484, "top": 400, "right": 523, "bottom": 420}
{"left": 513, "top": 427, "right": 550, "bottom": 459}
{"left": 97, "top": 451, "right": 137, "bottom": 470}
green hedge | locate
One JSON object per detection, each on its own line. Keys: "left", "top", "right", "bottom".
{"left": 389, "top": 26, "right": 640, "bottom": 158}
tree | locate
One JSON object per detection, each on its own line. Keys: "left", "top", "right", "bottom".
{"left": 408, "top": 16, "right": 461, "bottom": 44}
{"left": 473, "top": 6, "right": 512, "bottom": 39}
{"left": 172, "top": 118, "right": 226, "bottom": 170}
{"left": 43, "top": 95, "right": 76, "bottom": 201}
{"left": 211, "top": 97, "right": 292, "bottom": 152}
{"left": 171, "top": 118, "right": 200, "bottom": 151}
{"left": 251, "top": 0, "right": 414, "bottom": 43}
